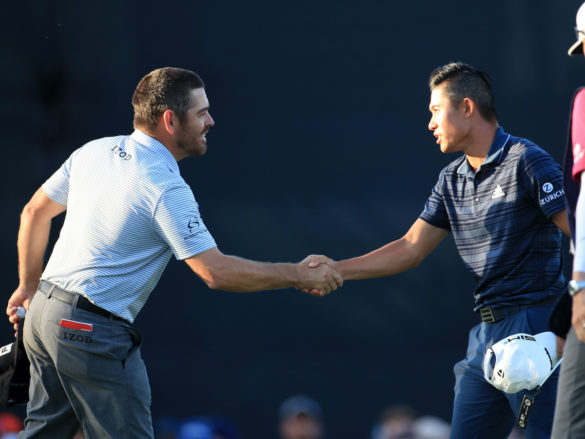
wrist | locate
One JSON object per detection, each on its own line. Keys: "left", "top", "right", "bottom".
{"left": 336, "top": 260, "right": 352, "bottom": 281}
{"left": 274, "top": 263, "right": 300, "bottom": 289}
{"left": 18, "top": 280, "right": 39, "bottom": 295}
{"left": 568, "top": 279, "right": 585, "bottom": 297}
{"left": 290, "top": 262, "right": 303, "bottom": 289}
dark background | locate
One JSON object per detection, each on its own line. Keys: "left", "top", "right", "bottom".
{"left": 2, "top": 1, "right": 584, "bottom": 437}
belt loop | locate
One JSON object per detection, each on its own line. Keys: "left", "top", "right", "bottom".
{"left": 480, "top": 307, "right": 496, "bottom": 323}
{"left": 47, "top": 283, "right": 56, "bottom": 298}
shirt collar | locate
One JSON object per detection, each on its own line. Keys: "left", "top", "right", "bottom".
{"left": 130, "top": 130, "right": 180, "bottom": 174}
{"left": 457, "top": 126, "right": 511, "bottom": 176}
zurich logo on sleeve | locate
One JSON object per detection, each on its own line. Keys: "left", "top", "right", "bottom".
{"left": 539, "top": 182, "right": 565, "bottom": 206}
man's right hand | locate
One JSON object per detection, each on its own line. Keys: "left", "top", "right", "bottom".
{"left": 295, "top": 255, "right": 343, "bottom": 296}
{"left": 7, "top": 286, "right": 34, "bottom": 332}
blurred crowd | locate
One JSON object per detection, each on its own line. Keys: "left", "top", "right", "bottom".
{"left": 151, "top": 395, "right": 455, "bottom": 439}
{"left": 0, "top": 395, "right": 528, "bottom": 438}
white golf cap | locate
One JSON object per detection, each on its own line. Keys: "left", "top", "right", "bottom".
{"left": 483, "top": 331, "right": 557, "bottom": 394}
{"left": 569, "top": 2, "right": 585, "bottom": 56}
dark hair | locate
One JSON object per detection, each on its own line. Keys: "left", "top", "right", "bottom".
{"left": 132, "top": 67, "right": 205, "bottom": 131}
{"left": 428, "top": 62, "right": 497, "bottom": 122}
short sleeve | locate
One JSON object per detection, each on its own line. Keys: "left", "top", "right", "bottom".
{"left": 153, "top": 183, "right": 216, "bottom": 260}
{"left": 419, "top": 169, "right": 451, "bottom": 231}
{"left": 572, "top": 88, "right": 585, "bottom": 181}
{"left": 41, "top": 149, "right": 79, "bottom": 206}
{"left": 520, "top": 147, "right": 566, "bottom": 219}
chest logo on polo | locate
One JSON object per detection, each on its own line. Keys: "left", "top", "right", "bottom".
{"left": 491, "top": 184, "right": 506, "bottom": 199}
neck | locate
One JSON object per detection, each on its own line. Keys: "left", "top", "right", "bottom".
{"left": 464, "top": 122, "right": 499, "bottom": 172}
{"left": 136, "top": 126, "right": 182, "bottom": 162}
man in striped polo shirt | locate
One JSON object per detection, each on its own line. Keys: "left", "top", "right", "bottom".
{"left": 312, "top": 63, "right": 570, "bottom": 438}
{"left": 5, "top": 67, "right": 342, "bottom": 438}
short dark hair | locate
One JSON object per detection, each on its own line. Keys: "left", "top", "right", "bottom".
{"left": 132, "top": 67, "right": 205, "bottom": 131}
{"left": 428, "top": 62, "right": 497, "bottom": 122}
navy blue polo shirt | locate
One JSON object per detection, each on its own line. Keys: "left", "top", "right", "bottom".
{"left": 420, "top": 127, "right": 567, "bottom": 310}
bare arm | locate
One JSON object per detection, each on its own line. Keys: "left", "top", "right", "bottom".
{"left": 338, "top": 218, "right": 449, "bottom": 280}
{"left": 571, "top": 271, "right": 585, "bottom": 343}
{"left": 571, "top": 180, "right": 585, "bottom": 342}
{"left": 7, "top": 188, "right": 66, "bottom": 323}
{"left": 551, "top": 209, "right": 571, "bottom": 238}
{"left": 184, "top": 247, "right": 342, "bottom": 295}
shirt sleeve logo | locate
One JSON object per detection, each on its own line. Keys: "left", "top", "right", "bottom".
{"left": 187, "top": 218, "right": 200, "bottom": 233}
{"left": 540, "top": 183, "right": 565, "bottom": 206}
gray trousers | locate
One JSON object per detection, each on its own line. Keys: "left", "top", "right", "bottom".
{"left": 18, "top": 287, "right": 154, "bottom": 439}
{"left": 552, "top": 327, "right": 585, "bottom": 439}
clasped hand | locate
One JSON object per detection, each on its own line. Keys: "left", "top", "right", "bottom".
{"left": 295, "top": 255, "right": 342, "bottom": 297}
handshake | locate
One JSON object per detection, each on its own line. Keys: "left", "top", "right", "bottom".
{"left": 295, "top": 255, "right": 343, "bottom": 297}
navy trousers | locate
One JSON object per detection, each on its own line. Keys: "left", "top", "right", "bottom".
{"left": 450, "top": 304, "right": 558, "bottom": 439}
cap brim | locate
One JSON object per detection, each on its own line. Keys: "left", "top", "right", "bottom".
{"left": 569, "top": 36, "right": 584, "bottom": 56}
{"left": 534, "top": 331, "right": 557, "bottom": 364}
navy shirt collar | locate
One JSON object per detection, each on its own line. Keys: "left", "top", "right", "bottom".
{"left": 457, "top": 126, "right": 511, "bottom": 176}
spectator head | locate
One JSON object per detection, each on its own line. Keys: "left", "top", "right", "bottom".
{"left": 278, "top": 395, "right": 324, "bottom": 439}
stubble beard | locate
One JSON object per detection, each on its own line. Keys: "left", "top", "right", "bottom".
{"left": 177, "top": 135, "right": 207, "bottom": 158}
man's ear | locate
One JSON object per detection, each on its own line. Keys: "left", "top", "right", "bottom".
{"left": 461, "top": 97, "right": 475, "bottom": 118}
{"left": 161, "top": 109, "right": 177, "bottom": 135}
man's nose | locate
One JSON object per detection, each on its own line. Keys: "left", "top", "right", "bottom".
{"left": 428, "top": 117, "right": 436, "bottom": 131}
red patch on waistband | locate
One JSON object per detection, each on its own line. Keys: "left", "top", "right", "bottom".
{"left": 59, "top": 319, "right": 93, "bottom": 332}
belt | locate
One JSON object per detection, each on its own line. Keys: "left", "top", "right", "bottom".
{"left": 38, "top": 280, "right": 128, "bottom": 323}
{"left": 478, "top": 296, "right": 559, "bottom": 324}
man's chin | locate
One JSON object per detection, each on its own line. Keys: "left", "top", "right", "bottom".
{"left": 440, "top": 144, "right": 453, "bottom": 154}
{"left": 181, "top": 143, "right": 207, "bottom": 157}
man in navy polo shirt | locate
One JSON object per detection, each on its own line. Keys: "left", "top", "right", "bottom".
{"left": 310, "top": 62, "right": 570, "bottom": 438}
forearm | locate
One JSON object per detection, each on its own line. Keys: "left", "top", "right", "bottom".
{"left": 338, "top": 219, "right": 448, "bottom": 281}
{"left": 187, "top": 248, "right": 341, "bottom": 295}
{"left": 574, "top": 179, "right": 585, "bottom": 278}
{"left": 210, "top": 255, "right": 299, "bottom": 292}
{"left": 17, "top": 205, "right": 53, "bottom": 290}
{"left": 571, "top": 178, "right": 585, "bottom": 341}
{"left": 338, "top": 238, "right": 419, "bottom": 280}
{"left": 187, "top": 252, "right": 298, "bottom": 292}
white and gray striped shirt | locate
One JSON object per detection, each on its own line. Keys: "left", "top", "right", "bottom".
{"left": 41, "top": 130, "right": 217, "bottom": 322}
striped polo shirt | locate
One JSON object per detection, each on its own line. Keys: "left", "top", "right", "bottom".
{"left": 41, "top": 130, "right": 217, "bottom": 322}
{"left": 420, "top": 127, "right": 567, "bottom": 310}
